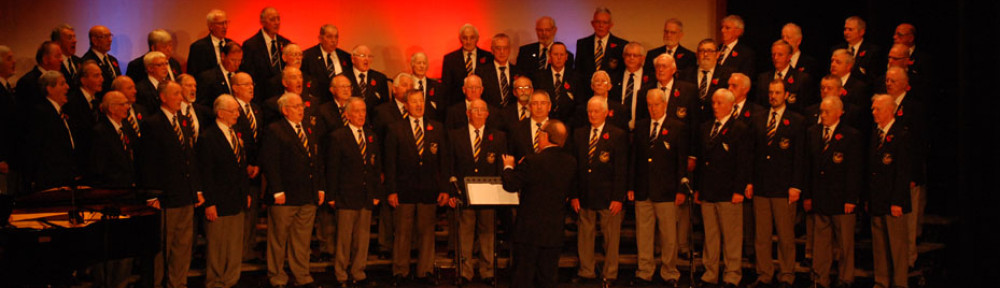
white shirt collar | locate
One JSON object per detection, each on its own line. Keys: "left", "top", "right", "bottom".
{"left": 879, "top": 119, "right": 895, "bottom": 133}
{"left": 658, "top": 79, "right": 675, "bottom": 91}
{"left": 147, "top": 75, "right": 161, "bottom": 89}
{"left": 894, "top": 92, "right": 907, "bottom": 106}
{"left": 47, "top": 97, "right": 64, "bottom": 113}
{"left": 769, "top": 106, "right": 786, "bottom": 121}
{"left": 108, "top": 115, "right": 124, "bottom": 130}
{"left": 286, "top": 118, "right": 303, "bottom": 130}
{"left": 825, "top": 121, "right": 840, "bottom": 135}
{"left": 91, "top": 49, "right": 108, "bottom": 60}
{"left": 160, "top": 107, "right": 178, "bottom": 120}
{"left": 590, "top": 122, "right": 606, "bottom": 135}
{"left": 80, "top": 88, "right": 95, "bottom": 104}
{"left": 349, "top": 123, "right": 364, "bottom": 135}
{"left": 790, "top": 50, "right": 801, "bottom": 67}
{"left": 715, "top": 114, "right": 732, "bottom": 127}
{"left": 840, "top": 73, "right": 851, "bottom": 87}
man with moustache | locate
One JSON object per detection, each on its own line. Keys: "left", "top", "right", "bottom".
{"left": 679, "top": 39, "right": 731, "bottom": 123}
{"left": 136, "top": 51, "right": 172, "bottom": 109}
{"left": 385, "top": 90, "right": 450, "bottom": 286}
{"left": 326, "top": 97, "right": 383, "bottom": 287}
{"left": 447, "top": 99, "right": 507, "bottom": 284}
{"left": 127, "top": 29, "right": 182, "bottom": 82}
{"left": 302, "top": 24, "right": 353, "bottom": 102}
{"left": 569, "top": 96, "right": 628, "bottom": 286}
{"left": 260, "top": 93, "right": 325, "bottom": 288}
{"left": 241, "top": 7, "right": 292, "bottom": 102}
{"left": 197, "top": 42, "right": 242, "bottom": 107}
{"left": 442, "top": 24, "right": 494, "bottom": 107}
{"left": 747, "top": 79, "right": 806, "bottom": 288}
{"left": 805, "top": 96, "right": 861, "bottom": 288}
{"left": 628, "top": 88, "right": 690, "bottom": 287}
{"left": 140, "top": 80, "right": 203, "bottom": 288}
{"left": 81, "top": 25, "right": 120, "bottom": 93}
{"left": 516, "top": 16, "right": 574, "bottom": 76}
{"left": 532, "top": 42, "right": 578, "bottom": 123}
{"left": 188, "top": 9, "right": 235, "bottom": 77}
{"left": 500, "top": 76, "right": 533, "bottom": 130}
{"left": 644, "top": 18, "right": 695, "bottom": 73}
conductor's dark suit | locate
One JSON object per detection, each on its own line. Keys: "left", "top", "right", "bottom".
{"left": 502, "top": 146, "right": 576, "bottom": 288}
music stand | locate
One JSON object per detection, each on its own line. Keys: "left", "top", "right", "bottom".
{"left": 462, "top": 176, "right": 517, "bottom": 288}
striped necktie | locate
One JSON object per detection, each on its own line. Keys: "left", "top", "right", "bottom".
{"left": 414, "top": 119, "right": 424, "bottom": 156}
{"left": 357, "top": 129, "right": 367, "bottom": 158}
{"left": 767, "top": 111, "right": 778, "bottom": 145}
{"left": 244, "top": 103, "right": 257, "bottom": 139}
{"left": 533, "top": 122, "right": 542, "bottom": 153}
{"left": 270, "top": 39, "right": 281, "bottom": 71}
{"left": 595, "top": 39, "right": 604, "bottom": 71}
{"left": 120, "top": 126, "right": 132, "bottom": 160}
{"left": 296, "top": 123, "right": 310, "bottom": 156}
{"left": 172, "top": 114, "right": 186, "bottom": 149}
{"left": 230, "top": 127, "right": 244, "bottom": 164}
{"left": 340, "top": 105, "right": 349, "bottom": 127}
{"left": 473, "top": 129, "right": 482, "bottom": 162}
{"left": 127, "top": 108, "right": 141, "bottom": 137}
{"left": 588, "top": 128, "right": 598, "bottom": 163}
{"left": 465, "top": 52, "right": 474, "bottom": 75}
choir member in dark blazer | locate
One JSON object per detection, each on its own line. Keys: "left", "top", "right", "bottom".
{"left": 834, "top": 16, "right": 884, "bottom": 79}
{"left": 868, "top": 95, "right": 912, "bottom": 288}
{"left": 16, "top": 42, "right": 63, "bottom": 109}
{"left": 717, "top": 15, "right": 756, "bottom": 78}
{"left": 781, "top": 23, "right": 821, "bottom": 85}
{"left": 126, "top": 29, "right": 181, "bottom": 83}
{"left": 502, "top": 120, "right": 576, "bottom": 288}
{"left": 726, "top": 73, "right": 765, "bottom": 126}
{"left": 51, "top": 24, "right": 82, "bottom": 89}
{"left": 370, "top": 73, "right": 414, "bottom": 260}
{"left": 302, "top": 24, "right": 353, "bottom": 103}
{"left": 64, "top": 62, "right": 105, "bottom": 163}
{"left": 532, "top": 42, "right": 579, "bottom": 123}
{"left": 678, "top": 39, "right": 733, "bottom": 124}
{"left": 187, "top": 9, "right": 235, "bottom": 78}
{"left": 326, "top": 97, "right": 383, "bottom": 286}
{"left": 574, "top": 71, "right": 627, "bottom": 130}
{"left": 441, "top": 24, "right": 494, "bottom": 108}
{"left": 230, "top": 72, "right": 264, "bottom": 261}
{"left": 384, "top": 89, "right": 450, "bottom": 285}
{"left": 444, "top": 75, "right": 506, "bottom": 132}
{"left": 25, "top": 71, "right": 81, "bottom": 191}
{"left": 628, "top": 88, "right": 690, "bottom": 287}
{"left": 805, "top": 75, "right": 868, "bottom": 131}
{"left": 138, "top": 80, "right": 202, "bottom": 288}
{"left": 509, "top": 91, "right": 554, "bottom": 160}
{"left": 86, "top": 94, "right": 137, "bottom": 288}
{"left": 641, "top": 54, "right": 699, "bottom": 128}
{"left": 755, "top": 40, "right": 817, "bottom": 113}
{"left": 608, "top": 42, "right": 652, "bottom": 131}
{"left": 196, "top": 42, "right": 242, "bottom": 107}
{"left": 747, "top": 79, "right": 807, "bottom": 288}
{"left": 317, "top": 75, "right": 354, "bottom": 139}
{"left": 804, "top": 96, "right": 861, "bottom": 288}
{"left": 197, "top": 95, "right": 251, "bottom": 288}
{"left": 135, "top": 51, "right": 172, "bottom": 110}
{"left": 694, "top": 88, "right": 752, "bottom": 288}
{"left": 575, "top": 7, "right": 628, "bottom": 84}
{"left": 568, "top": 96, "right": 628, "bottom": 285}
{"left": 344, "top": 45, "right": 390, "bottom": 116}
{"left": 240, "top": 7, "right": 292, "bottom": 105}
{"left": 266, "top": 44, "right": 324, "bottom": 103}
{"left": 516, "top": 16, "right": 575, "bottom": 77}
{"left": 476, "top": 34, "right": 517, "bottom": 109}
{"left": 643, "top": 18, "right": 696, "bottom": 75}
{"left": 111, "top": 76, "right": 148, "bottom": 139}
{"left": 81, "top": 25, "right": 121, "bottom": 94}
{"left": 178, "top": 74, "right": 212, "bottom": 142}
{"left": 259, "top": 93, "right": 324, "bottom": 288}
{"left": 446, "top": 99, "right": 507, "bottom": 283}
{"left": 500, "top": 76, "right": 533, "bottom": 131}
{"left": 884, "top": 66, "right": 927, "bottom": 268}
{"left": 830, "top": 49, "right": 873, "bottom": 114}
{"left": 0, "top": 46, "right": 18, "bottom": 190}
{"left": 410, "top": 52, "right": 446, "bottom": 121}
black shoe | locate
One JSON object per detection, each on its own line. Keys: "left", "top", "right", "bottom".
{"left": 298, "top": 282, "right": 321, "bottom": 288}
{"left": 271, "top": 285, "right": 288, "bottom": 288}
{"left": 391, "top": 275, "right": 405, "bottom": 287}
{"left": 748, "top": 280, "right": 773, "bottom": 288}
{"left": 721, "top": 283, "right": 738, "bottom": 288}
{"left": 664, "top": 279, "right": 679, "bottom": 288}
{"left": 352, "top": 279, "right": 372, "bottom": 287}
{"left": 481, "top": 277, "right": 495, "bottom": 285}
{"left": 631, "top": 277, "right": 654, "bottom": 287}
{"left": 776, "top": 282, "right": 794, "bottom": 288}
{"left": 416, "top": 275, "right": 437, "bottom": 286}
{"left": 601, "top": 278, "right": 614, "bottom": 288}
{"left": 377, "top": 251, "right": 391, "bottom": 260}
{"left": 571, "top": 275, "right": 597, "bottom": 284}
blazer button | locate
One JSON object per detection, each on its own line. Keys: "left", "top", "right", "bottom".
{"left": 648, "top": 158, "right": 653, "bottom": 162}
{"left": 705, "top": 161, "right": 710, "bottom": 166}
{"left": 474, "top": 168, "right": 479, "bottom": 173}
{"left": 766, "top": 155, "right": 771, "bottom": 160}
{"left": 587, "top": 169, "right": 592, "bottom": 173}
{"left": 309, "top": 175, "right": 313, "bottom": 179}
{"left": 820, "top": 171, "right": 825, "bottom": 175}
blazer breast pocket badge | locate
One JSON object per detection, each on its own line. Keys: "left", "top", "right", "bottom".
{"left": 722, "top": 143, "right": 729, "bottom": 152}
{"left": 779, "top": 138, "right": 791, "bottom": 150}
{"left": 599, "top": 151, "right": 611, "bottom": 163}
{"left": 833, "top": 152, "right": 844, "bottom": 164}
{"left": 429, "top": 142, "right": 439, "bottom": 155}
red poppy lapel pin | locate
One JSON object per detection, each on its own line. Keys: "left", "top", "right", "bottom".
{"left": 835, "top": 133, "right": 843, "bottom": 141}
{"left": 564, "top": 83, "right": 571, "bottom": 90}
{"left": 731, "top": 51, "right": 738, "bottom": 57}
{"left": 426, "top": 124, "right": 434, "bottom": 131}
{"left": 783, "top": 119, "right": 790, "bottom": 126}
{"left": 368, "top": 135, "right": 374, "bottom": 143}
{"left": 602, "top": 132, "right": 610, "bottom": 140}
{"left": 370, "top": 79, "right": 377, "bottom": 87}
{"left": 674, "top": 90, "right": 680, "bottom": 97}
{"left": 488, "top": 134, "right": 494, "bottom": 141}
{"left": 660, "top": 129, "right": 669, "bottom": 136}
{"left": 712, "top": 78, "right": 719, "bottom": 85}
{"left": 787, "top": 76, "right": 795, "bottom": 84}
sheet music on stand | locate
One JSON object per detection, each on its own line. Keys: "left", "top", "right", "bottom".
{"left": 463, "top": 176, "right": 518, "bottom": 206}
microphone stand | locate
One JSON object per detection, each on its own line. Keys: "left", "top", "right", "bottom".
{"left": 682, "top": 180, "right": 696, "bottom": 288}
{"left": 451, "top": 179, "right": 466, "bottom": 287}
